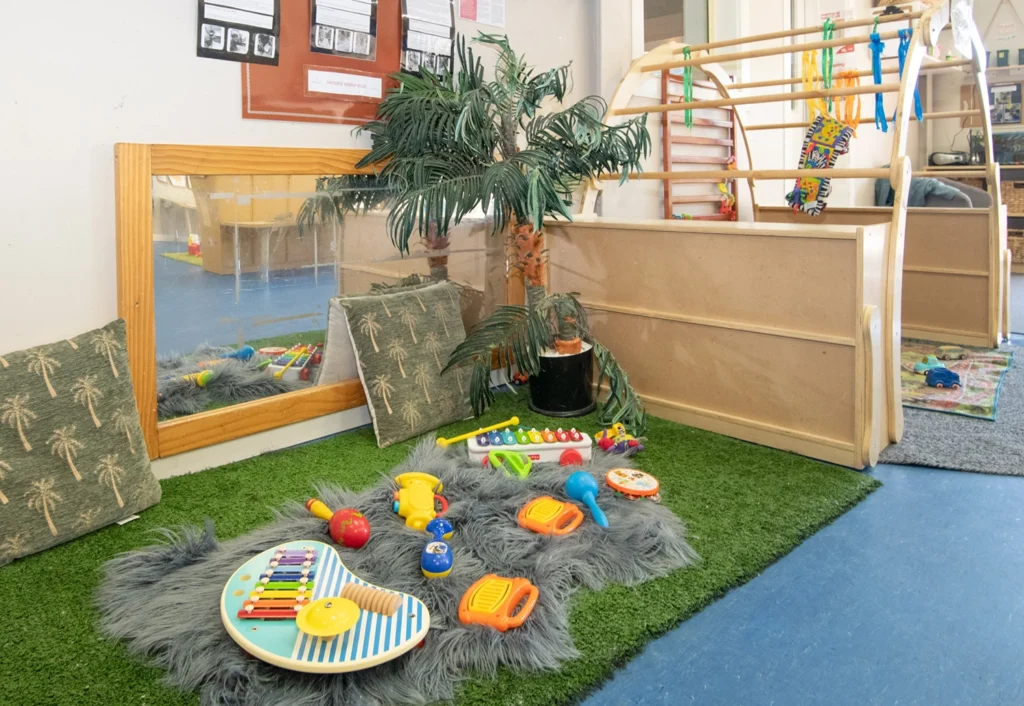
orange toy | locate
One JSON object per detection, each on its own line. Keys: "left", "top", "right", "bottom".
{"left": 458, "top": 574, "right": 539, "bottom": 632}
{"left": 518, "top": 496, "right": 584, "bottom": 536}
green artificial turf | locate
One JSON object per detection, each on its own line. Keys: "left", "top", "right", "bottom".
{"left": 0, "top": 394, "right": 879, "bottom": 706}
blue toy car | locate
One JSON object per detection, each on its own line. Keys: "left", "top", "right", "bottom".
{"left": 925, "top": 367, "right": 961, "bottom": 389}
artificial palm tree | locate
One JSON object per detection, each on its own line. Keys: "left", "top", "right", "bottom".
{"left": 351, "top": 33, "right": 650, "bottom": 434}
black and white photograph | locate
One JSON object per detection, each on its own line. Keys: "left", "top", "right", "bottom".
{"left": 200, "top": 23, "right": 226, "bottom": 50}
{"left": 991, "top": 84, "right": 1023, "bottom": 126}
{"left": 404, "top": 49, "right": 421, "bottom": 72}
{"left": 352, "top": 31, "right": 371, "bottom": 55}
{"left": 423, "top": 52, "right": 437, "bottom": 73}
{"left": 227, "top": 27, "right": 250, "bottom": 54}
{"left": 314, "top": 24, "right": 335, "bottom": 49}
{"left": 334, "top": 29, "right": 353, "bottom": 53}
{"left": 253, "top": 32, "right": 276, "bottom": 58}
{"left": 435, "top": 55, "right": 449, "bottom": 74}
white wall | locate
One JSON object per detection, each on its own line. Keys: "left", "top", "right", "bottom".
{"left": 0, "top": 0, "right": 597, "bottom": 354}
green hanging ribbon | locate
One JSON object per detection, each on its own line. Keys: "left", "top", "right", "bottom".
{"left": 822, "top": 19, "right": 835, "bottom": 112}
{"left": 683, "top": 47, "right": 694, "bottom": 130}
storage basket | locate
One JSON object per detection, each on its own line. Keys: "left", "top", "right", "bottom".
{"left": 1000, "top": 180, "right": 1024, "bottom": 214}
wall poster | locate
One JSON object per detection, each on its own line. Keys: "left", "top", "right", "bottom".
{"left": 310, "top": 0, "right": 379, "bottom": 61}
{"left": 198, "top": 0, "right": 281, "bottom": 65}
{"left": 402, "top": 0, "right": 455, "bottom": 74}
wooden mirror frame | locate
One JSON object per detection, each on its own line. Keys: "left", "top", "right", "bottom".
{"left": 114, "top": 144, "right": 376, "bottom": 460}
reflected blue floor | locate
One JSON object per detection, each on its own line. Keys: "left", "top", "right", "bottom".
{"left": 154, "top": 242, "right": 336, "bottom": 356}
{"left": 584, "top": 462, "right": 1024, "bottom": 706}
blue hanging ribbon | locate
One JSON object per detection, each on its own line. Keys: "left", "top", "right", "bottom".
{"left": 894, "top": 29, "right": 924, "bottom": 123}
{"left": 870, "top": 32, "right": 887, "bottom": 133}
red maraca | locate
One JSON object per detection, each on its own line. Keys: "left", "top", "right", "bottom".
{"left": 305, "top": 499, "right": 371, "bottom": 549}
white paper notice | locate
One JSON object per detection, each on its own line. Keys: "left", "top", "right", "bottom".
{"left": 406, "top": 0, "right": 452, "bottom": 27}
{"left": 211, "top": 0, "right": 274, "bottom": 15}
{"left": 459, "top": 0, "right": 504, "bottom": 28}
{"left": 204, "top": 3, "right": 275, "bottom": 29}
{"left": 952, "top": 0, "right": 975, "bottom": 59}
{"left": 318, "top": 0, "right": 373, "bottom": 15}
{"left": 308, "top": 69, "right": 382, "bottom": 98}
{"left": 317, "top": 6, "right": 372, "bottom": 32}
{"left": 408, "top": 18, "right": 450, "bottom": 38}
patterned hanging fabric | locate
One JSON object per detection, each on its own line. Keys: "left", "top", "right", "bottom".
{"left": 821, "top": 19, "right": 835, "bottom": 112}
{"left": 786, "top": 116, "right": 855, "bottom": 216}
{"left": 893, "top": 29, "right": 924, "bottom": 123}
{"left": 683, "top": 47, "right": 694, "bottom": 130}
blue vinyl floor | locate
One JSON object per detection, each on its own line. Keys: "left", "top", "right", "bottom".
{"left": 154, "top": 242, "right": 335, "bottom": 356}
{"left": 583, "top": 461, "right": 1024, "bottom": 706}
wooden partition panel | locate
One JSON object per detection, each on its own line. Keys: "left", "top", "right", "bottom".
{"left": 760, "top": 206, "right": 1002, "bottom": 347}
{"left": 547, "top": 217, "right": 891, "bottom": 469}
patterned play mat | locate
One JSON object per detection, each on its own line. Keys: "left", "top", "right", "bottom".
{"left": 900, "top": 340, "right": 1015, "bottom": 420}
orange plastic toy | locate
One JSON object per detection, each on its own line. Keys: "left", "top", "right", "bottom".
{"left": 517, "top": 496, "right": 584, "bottom": 536}
{"left": 458, "top": 574, "right": 539, "bottom": 632}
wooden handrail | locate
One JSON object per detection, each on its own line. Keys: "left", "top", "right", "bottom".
{"left": 746, "top": 109, "right": 982, "bottom": 131}
{"left": 613, "top": 84, "right": 900, "bottom": 116}
{"left": 601, "top": 168, "right": 989, "bottom": 181}
{"left": 684, "top": 11, "right": 921, "bottom": 53}
{"left": 730, "top": 58, "right": 972, "bottom": 90}
{"left": 642, "top": 30, "right": 901, "bottom": 73}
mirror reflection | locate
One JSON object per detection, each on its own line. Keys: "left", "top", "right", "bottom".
{"left": 152, "top": 174, "right": 502, "bottom": 420}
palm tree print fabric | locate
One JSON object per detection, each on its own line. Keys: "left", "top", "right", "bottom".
{"left": 0, "top": 320, "right": 161, "bottom": 566}
{"left": 341, "top": 282, "right": 473, "bottom": 447}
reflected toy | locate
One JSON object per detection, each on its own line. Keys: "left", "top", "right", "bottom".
{"left": 420, "top": 518, "right": 454, "bottom": 579}
{"left": 305, "top": 499, "right": 371, "bottom": 548}
{"left": 458, "top": 574, "right": 539, "bottom": 631}
{"left": 565, "top": 471, "right": 609, "bottom": 528}
{"left": 392, "top": 472, "right": 448, "bottom": 532}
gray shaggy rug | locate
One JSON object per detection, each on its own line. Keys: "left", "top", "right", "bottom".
{"left": 96, "top": 438, "right": 697, "bottom": 706}
{"left": 880, "top": 344, "right": 1023, "bottom": 476}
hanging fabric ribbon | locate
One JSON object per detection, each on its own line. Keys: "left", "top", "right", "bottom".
{"left": 821, "top": 19, "right": 835, "bottom": 112}
{"left": 834, "top": 70, "right": 862, "bottom": 136}
{"left": 802, "top": 50, "right": 828, "bottom": 121}
{"left": 869, "top": 29, "right": 887, "bottom": 133}
{"left": 894, "top": 29, "right": 924, "bottom": 123}
{"left": 683, "top": 47, "right": 694, "bottom": 130}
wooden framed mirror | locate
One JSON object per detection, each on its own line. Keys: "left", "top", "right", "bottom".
{"left": 115, "top": 144, "right": 502, "bottom": 460}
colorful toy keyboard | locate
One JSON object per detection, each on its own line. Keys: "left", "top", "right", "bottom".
{"left": 467, "top": 427, "right": 592, "bottom": 465}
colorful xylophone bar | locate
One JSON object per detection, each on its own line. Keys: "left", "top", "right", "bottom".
{"left": 238, "top": 548, "right": 319, "bottom": 620}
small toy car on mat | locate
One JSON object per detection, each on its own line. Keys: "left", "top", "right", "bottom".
{"left": 936, "top": 345, "right": 968, "bottom": 361}
{"left": 913, "top": 355, "right": 946, "bottom": 374}
{"left": 925, "top": 367, "right": 961, "bottom": 389}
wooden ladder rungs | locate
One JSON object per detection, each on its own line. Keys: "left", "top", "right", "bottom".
{"left": 670, "top": 177, "right": 731, "bottom": 183}
{"left": 669, "top": 116, "right": 733, "bottom": 129}
{"left": 672, "top": 135, "right": 734, "bottom": 147}
{"left": 667, "top": 76, "right": 720, "bottom": 90}
{"left": 666, "top": 101, "right": 734, "bottom": 113}
{"left": 670, "top": 155, "right": 734, "bottom": 165}
{"left": 671, "top": 214, "right": 731, "bottom": 221}
{"left": 672, "top": 195, "right": 724, "bottom": 204}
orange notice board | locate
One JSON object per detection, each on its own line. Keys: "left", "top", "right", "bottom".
{"left": 242, "top": 0, "right": 401, "bottom": 125}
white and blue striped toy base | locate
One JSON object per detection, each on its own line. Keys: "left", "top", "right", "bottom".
{"left": 220, "top": 541, "right": 430, "bottom": 673}
{"left": 467, "top": 433, "right": 594, "bottom": 466}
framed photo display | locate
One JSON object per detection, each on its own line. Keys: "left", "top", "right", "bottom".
{"left": 310, "top": 0, "right": 378, "bottom": 61}
{"left": 991, "top": 83, "right": 1023, "bottom": 125}
{"left": 197, "top": 0, "right": 281, "bottom": 65}
{"left": 401, "top": 0, "right": 454, "bottom": 74}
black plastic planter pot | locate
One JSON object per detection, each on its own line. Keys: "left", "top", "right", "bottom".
{"left": 528, "top": 345, "right": 596, "bottom": 417}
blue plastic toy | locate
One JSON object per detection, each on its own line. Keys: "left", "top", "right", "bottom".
{"left": 420, "top": 518, "right": 454, "bottom": 579}
{"left": 501, "top": 428, "right": 516, "bottom": 445}
{"left": 925, "top": 367, "right": 961, "bottom": 390}
{"left": 565, "top": 472, "right": 609, "bottom": 528}
{"left": 487, "top": 430, "right": 504, "bottom": 446}
{"left": 913, "top": 355, "right": 946, "bottom": 374}
{"left": 476, "top": 433, "right": 490, "bottom": 447}
{"left": 221, "top": 345, "right": 255, "bottom": 362}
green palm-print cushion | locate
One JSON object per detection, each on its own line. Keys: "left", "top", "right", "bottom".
{"left": 341, "top": 281, "right": 473, "bottom": 447}
{"left": 0, "top": 320, "right": 162, "bottom": 566}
